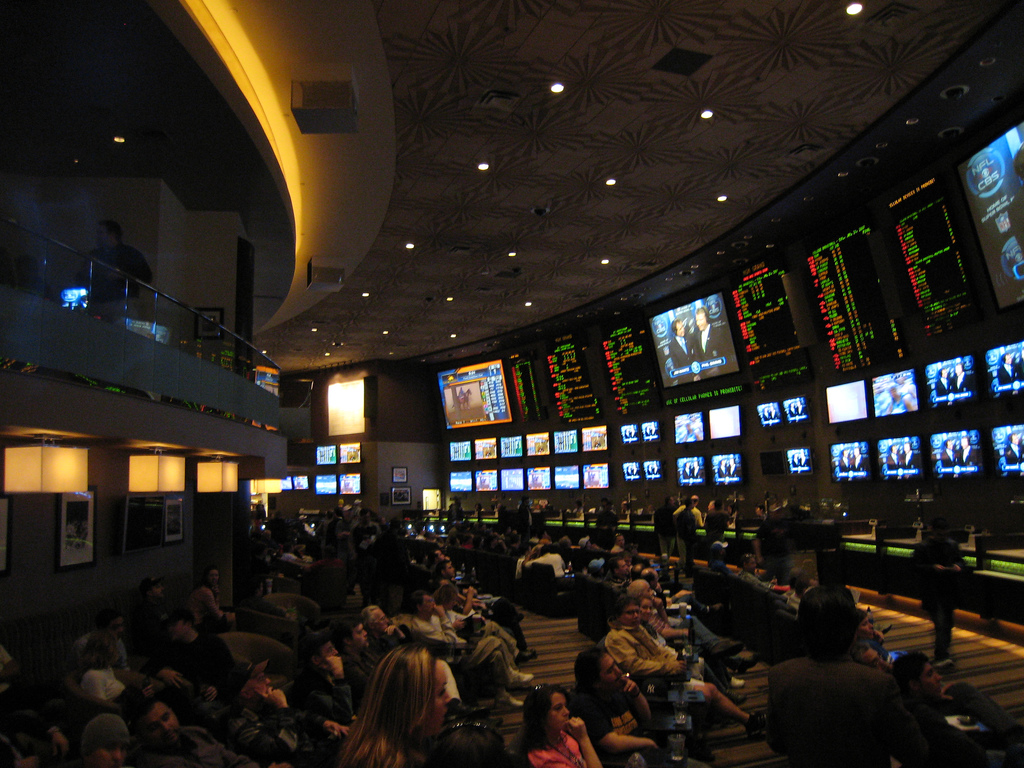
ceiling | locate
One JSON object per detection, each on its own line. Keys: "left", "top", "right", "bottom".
{"left": 3, "top": 0, "right": 1024, "bottom": 376}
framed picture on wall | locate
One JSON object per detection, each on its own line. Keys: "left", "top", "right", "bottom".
{"left": 392, "top": 467, "right": 408, "bottom": 483}
{"left": 391, "top": 487, "right": 411, "bottom": 505}
{"left": 0, "top": 497, "right": 10, "bottom": 577}
{"left": 195, "top": 307, "right": 224, "bottom": 340}
{"left": 56, "top": 489, "right": 95, "bottom": 572}
{"left": 164, "top": 495, "right": 184, "bottom": 545}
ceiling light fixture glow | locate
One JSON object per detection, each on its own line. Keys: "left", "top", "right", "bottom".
{"left": 361, "top": 292, "right": 370, "bottom": 297}
{"left": 717, "top": 195, "right": 728, "bottom": 202}
{"left": 405, "top": 242, "right": 415, "bottom": 249}
{"left": 700, "top": 109, "right": 714, "bottom": 119}
{"left": 382, "top": 330, "right": 389, "bottom": 335}
{"left": 508, "top": 251, "right": 517, "bottom": 257}
{"left": 846, "top": 2, "right": 863, "bottom": 14}
{"left": 550, "top": 82, "right": 564, "bottom": 93}
{"left": 113, "top": 136, "right": 125, "bottom": 143}
{"left": 477, "top": 162, "right": 490, "bottom": 171}
{"left": 605, "top": 178, "right": 616, "bottom": 186}
{"left": 311, "top": 327, "right": 318, "bottom": 332}
{"left": 601, "top": 259, "right": 610, "bottom": 265}
{"left": 446, "top": 296, "right": 453, "bottom": 302}
{"left": 524, "top": 301, "right": 533, "bottom": 307}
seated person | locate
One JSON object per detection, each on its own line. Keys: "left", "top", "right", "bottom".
{"left": 738, "top": 553, "right": 775, "bottom": 588}
{"left": 287, "top": 631, "right": 354, "bottom": 726}
{"left": 603, "top": 595, "right": 764, "bottom": 738}
{"left": 68, "top": 610, "right": 129, "bottom": 673}
{"left": 892, "top": 652, "right": 1024, "bottom": 766}
{"left": 133, "top": 577, "right": 170, "bottom": 657}
{"left": 360, "top": 605, "right": 405, "bottom": 664}
{"left": 855, "top": 609, "right": 900, "bottom": 665}
{"left": 225, "top": 661, "right": 345, "bottom": 768}
{"left": 707, "top": 541, "right": 731, "bottom": 576}
{"left": 786, "top": 569, "right": 818, "bottom": 611}
{"left": 602, "top": 556, "right": 632, "bottom": 589}
{"left": 186, "top": 566, "right": 234, "bottom": 635}
{"left": 78, "top": 632, "right": 153, "bottom": 704}
{"left": 80, "top": 714, "right": 131, "bottom": 768}
{"left": 333, "top": 620, "right": 375, "bottom": 709}
{"left": 523, "top": 544, "right": 568, "bottom": 578}
{"left": 517, "top": 685, "right": 602, "bottom": 768}
{"left": 569, "top": 648, "right": 656, "bottom": 756}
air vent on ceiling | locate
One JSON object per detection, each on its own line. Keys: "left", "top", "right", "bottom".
{"left": 630, "top": 260, "right": 658, "bottom": 270}
{"left": 652, "top": 48, "right": 712, "bottom": 77}
{"left": 789, "top": 143, "right": 824, "bottom": 156}
{"left": 867, "top": 2, "right": 916, "bottom": 25}
{"left": 476, "top": 89, "right": 521, "bottom": 112}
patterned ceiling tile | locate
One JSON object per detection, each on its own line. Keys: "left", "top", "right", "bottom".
{"left": 576, "top": 0, "right": 730, "bottom": 49}
{"left": 830, "top": 32, "right": 963, "bottom": 102}
{"left": 547, "top": 44, "right": 649, "bottom": 112}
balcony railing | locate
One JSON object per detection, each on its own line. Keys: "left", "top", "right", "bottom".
{"left": 0, "top": 217, "right": 279, "bottom": 428}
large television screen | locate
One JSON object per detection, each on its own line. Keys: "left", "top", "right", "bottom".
{"left": 677, "top": 457, "right": 706, "bottom": 486}
{"left": 930, "top": 430, "right": 983, "bottom": 477}
{"left": 829, "top": 441, "right": 870, "bottom": 481}
{"left": 581, "top": 426, "right": 608, "bottom": 451}
{"left": 787, "top": 448, "right": 813, "bottom": 475}
{"left": 339, "top": 474, "right": 361, "bottom": 494}
{"left": 501, "top": 468, "right": 525, "bottom": 491}
{"left": 827, "top": 381, "right": 869, "bottom": 424}
{"left": 553, "top": 429, "right": 579, "bottom": 454}
{"left": 475, "top": 469, "right": 498, "bottom": 492}
{"left": 583, "top": 463, "right": 610, "bottom": 489}
{"left": 450, "top": 471, "right": 473, "bottom": 493}
{"left": 450, "top": 441, "right": 472, "bottom": 461}
{"left": 674, "top": 412, "right": 704, "bottom": 443}
{"left": 554, "top": 465, "right": 580, "bottom": 490}
{"left": 958, "top": 118, "right": 1024, "bottom": 311}
{"left": 316, "top": 445, "right": 337, "bottom": 465}
{"left": 756, "top": 402, "right": 783, "bottom": 428}
{"left": 708, "top": 405, "right": 741, "bottom": 439}
{"left": 438, "top": 360, "right": 513, "bottom": 429}
{"left": 474, "top": 438, "right": 497, "bottom": 460}
{"left": 500, "top": 435, "right": 523, "bottom": 458}
{"left": 878, "top": 436, "right": 923, "bottom": 480}
{"left": 315, "top": 474, "right": 337, "bottom": 495}
{"left": 925, "top": 355, "right": 977, "bottom": 407}
{"left": 986, "top": 340, "right": 1024, "bottom": 397}
{"left": 711, "top": 453, "right": 743, "bottom": 485}
{"left": 649, "top": 291, "right": 740, "bottom": 388}
{"left": 526, "top": 433, "right": 551, "bottom": 456}
{"left": 783, "top": 396, "right": 810, "bottom": 423}
{"left": 622, "top": 461, "right": 641, "bottom": 482}
{"left": 993, "top": 424, "right": 1024, "bottom": 477}
{"left": 527, "top": 466, "right": 551, "bottom": 491}
{"left": 871, "top": 369, "right": 920, "bottom": 417}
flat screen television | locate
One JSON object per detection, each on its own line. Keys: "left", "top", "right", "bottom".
{"left": 554, "top": 465, "right": 580, "bottom": 490}
{"left": 878, "top": 436, "right": 923, "bottom": 480}
{"left": 438, "top": 359, "right": 513, "bottom": 429}
{"left": 708, "top": 405, "right": 741, "bottom": 439}
{"left": 761, "top": 450, "right": 786, "bottom": 475}
{"left": 280, "top": 476, "right": 293, "bottom": 491}
{"left": 674, "top": 412, "right": 704, "bottom": 443}
{"left": 985, "top": 340, "right": 1024, "bottom": 397}
{"left": 581, "top": 426, "right": 608, "bottom": 451}
{"left": 826, "top": 381, "right": 869, "bottom": 423}
{"left": 475, "top": 469, "right": 497, "bottom": 492}
{"left": 450, "top": 471, "right": 473, "bottom": 493}
{"left": 829, "top": 441, "right": 871, "bottom": 481}
{"left": 583, "top": 463, "right": 610, "bottom": 489}
{"left": 786, "top": 448, "right": 813, "bottom": 475}
{"left": 292, "top": 475, "right": 309, "bottom": 491}
{"left": 450, "top": 441, "right": 472, "bottom": 461}
{"left": 500, "top": 435, "right": 523, "bottom": 458}
{"left": 622, "top": 461, "right": 641, "bottom": 482}
{"left": 649, "top": 291, "right": 741, "bottom": 388}
{"left": 338, "top": 473, "right": 361, "bottom": 494}
{"left": 315, "top": 475, "right": 337, "bottom": 495}
{"left": 122, "top": 494, "right": 164, "bottom": 553}
{"left": 925, "top": 355, "right": 977, "bottom": 407}
{"left": 474, "top": 438, "right": 497, "bottom": 460}
{"left": 338, "top": 443, "right": 361, "bottom": 463}
{"left": 871, "top": 369, "right": 920, "bottom": 417}
{"left": 992, "top": 424, "right": 1024, "bottom": 477}
{"left": 756, "top": 402, "right": 783, "bottom": 428}
{"left": 641, "top": 421, "right": 661, "bottom": 442}
{"left": 527, "top": 466, "right": 551, "bottom": 491}
{"left": 501, "top": 468, "right": 525, "bottom": 492}
{"left": 643, "top": 460, "right": 662, "bottom": 481}
{"left": 783, "top": 396, "right": 810, "bottom": 423}
{"left": 930, "top": 430, "right": 983, "bottom": 477}
{"left": 316, "top": 445, "right": 337, "bottom": 465}
{"left": 526, "top": 433, "right": 551, "bottom": 456}
{"left": 620, "top": 424, "right": 639, "bottom": 444}
{"left": 957, "top": 118, "right": 1024, "bottom": 311}
{"left": 553, "top": 429, "right": 579, "bottom": 454}
{"left": 711, "top": 453, "right": 743, "bottom": 485}
{"left": 677, "top": 457, "right": 705, "bottom": 486}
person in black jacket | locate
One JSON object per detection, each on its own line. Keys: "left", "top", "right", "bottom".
{"left": 653, "top": 496, "right": 677, "bottom": 564}
{"left": 914, "top": 517, "right": 964, "bottom": 668}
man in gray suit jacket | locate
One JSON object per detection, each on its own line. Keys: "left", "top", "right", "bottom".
{"left": 767, "top": 585, "right": 928, "bottom": 768}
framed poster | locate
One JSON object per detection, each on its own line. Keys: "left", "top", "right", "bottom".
{"left": 56, "top": 489, "right": 95, "bottom": 572}
{"left": 392, "top": 467, "right": 408, "bottom": 483}
{"left": 391, "top": 487, "right": 412, "bottom": 505}
{"left": 0, "top": 497, "right": 10, "bottom": 577}
{"left": 164, "top": 495, "right": 184, "bottom": 544}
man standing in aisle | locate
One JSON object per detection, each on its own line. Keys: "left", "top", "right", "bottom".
{"left": 914, "top": 517, "right": 964, "bottom": 668}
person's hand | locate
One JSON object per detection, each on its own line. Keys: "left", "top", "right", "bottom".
{"left": 621, "top": 676, "right": 641, "bottom": 699}
{"left": 452, "top": 618, "right": 467, "bottom": 631}
{"left": 49, "top": 729, "right": 69, "bottom": 758}
{"left": 563, "top": 717, "right": 588, "bottom": 742}
{"left": 142, "top": 683, "right": 156, "bottom": 698}
{"left": 940, "top": 683, "right": 957, "bottom": 700}
{"left": 326, "top": 655, "right": 345, "bottom": 680}
{"left": 266, "top": 688, "right": 289, "bottom": 709}
{"left": 157, "top": 668, "right": 186, "bottom": 688}
{"left": 201, "top": 685, "right": 218, "bottom": 702}
{"left": 322, "top": 721, "right": 346, "bottom": 738}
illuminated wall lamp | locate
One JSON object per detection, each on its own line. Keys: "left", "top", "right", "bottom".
{"left": 251, "top": 479, "right": 282, "bottom": 495}
{"left": 4, "top": 444, "right": 89, "bottom": 493}
{"left": 196, "top": 460, "right": 239, "bottom": 493}
{"left": 129, "top": 454, "right": 186, "bottom": 493}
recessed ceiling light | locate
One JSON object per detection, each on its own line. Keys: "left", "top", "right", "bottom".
{"left": 550, "top": 82, "right": 564, "bottom": 93}
{"left": 405, "top": 242, "right": 415, "bottom": 249}
{"left": 846, "top": 2, "right": 863, "bottom": 15}
{"left": 601, "top": 259, "right": 610, "bottom": 265}
{"left": 113, "top": 136, "right": 125, "bottom": 143}
{"left": 324, "top": 352, "right": 331, "bottom": 356}
{"left": 837, "top": 171, "right": 849, "bottom": 177}
{"left": 508, "top": 251, "right": 517, "bottom": 257}
{"left": 717, "top": 195, "right": 728, "bottom": 202}
{"left": 261, "top": 350, "right": 267, "bottom": 354}
{"left": 477, "top": 162, "right": 490, "bottom": 171}
{"left": 311, "top": 327, "right": 318, "bottom": 332}
{"left": 980, "top": 57, "right": 996, "bottom": 67}
{"left": 906, "top": 117, "right": 919, "bottom": 125}
{"left": 700, "top": 109, "right": 714, "bottom": 119}
{"left": 450, "top": 333, "right": 457, "bottom": 338}
{"left": 766, "top": 243, "right": 775, "bottom": 249}
{"left": 446, "top": 296, "right": 454, "bottom": 302}
{"left": 717, "top": 250, "right": 726, "bottom": 256}
{"left": 524, "top": 301, "right": 533, "bottom": 307}
{"left": 382, "top": 330, "right": 389, "bottom": 335}
{"left": 605, "top": 178, "right": 616, "bottom": 186}
{"left": 875, "top": 141, "right": 888, "bottom": 149}
{"left": 361, "top": 292, "right": 370, "bottom": 297}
